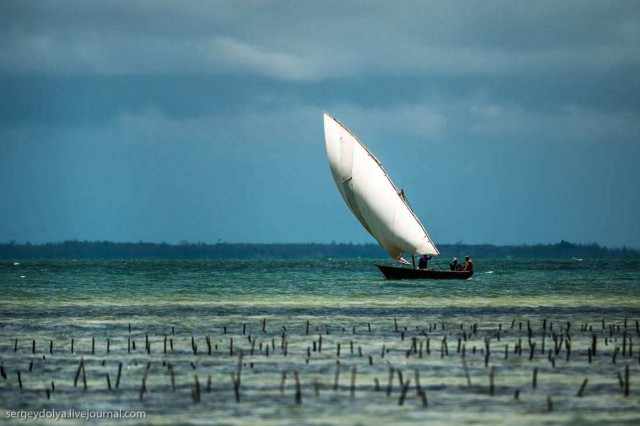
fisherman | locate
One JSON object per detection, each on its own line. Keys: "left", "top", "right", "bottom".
{"left": 463, "top": 255, "right": 474, "bottom": 272}
{"left": 449, "top": 257, "right": 459, "bottom": 271}
{"left": 417, "top": 254, "right": 431, "bottom": 270}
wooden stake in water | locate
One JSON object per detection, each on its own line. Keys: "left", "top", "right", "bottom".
{"left": 81, "top": 359, "right": 87, "bottom": 390}
{"left": 577, "top": 378, "right": 588, "bottom": 397}
{"left": 397, "top": 370, "right": 404, "bottom": 388}
{"left": 398, "top": 380, "right": 411, "bottom": 406}
{"left": 386, "top": 366, "right": 394, "bottom": 396}
{"left": 231, "top": 373, "right": 240, "bottom": 403}
{"left": 462, "top": 357, "right": 471, "bottom": 387}
{"left": 294, "top": 371, "right": 302, "bottom": 404}
{"left": 414, "top": 370, "right": 422, "bottom": 395}
{"left": 280, "top": 371, "right": 287, "bottom": 395}
{"left": 419, "top": 389, "right": 428, "bottom": 407}
{"left": 115, "top": 362, "right": 122, "bottom": 389}
{"left": 489, "top": 366, "right": 495, "bottom": 396}
{"left": 139, "top": 364, "right": 149, "bottom": 401}
{"left": 192, "top": 375, "right": 201, "bottom": 403}
{"left": 624, "top": 364, "right": 630, "bottom": 397}
{"left": 73, "top": 358, "right": 83, "bottom": 387}
{"left": 350, "top": 365, "right": 357, "bottom": 397}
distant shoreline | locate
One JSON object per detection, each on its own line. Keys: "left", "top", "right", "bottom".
{"left": 0, "top": 240, "right": 637, "bottom": 259}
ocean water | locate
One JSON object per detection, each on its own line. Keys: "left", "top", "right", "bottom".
{"left": 1, "top": 258, "right": 639, "bottom": 425}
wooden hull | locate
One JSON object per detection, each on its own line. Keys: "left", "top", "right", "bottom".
{"left": 376, "top": 264, "right": 473, "bottom": 280}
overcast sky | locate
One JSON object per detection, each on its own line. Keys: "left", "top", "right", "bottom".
{"left": 1, "top": 0, "right": 639, "bottom": 248}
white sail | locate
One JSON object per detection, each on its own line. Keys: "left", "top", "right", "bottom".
{"left": 323, "top": 113, "right": 439, "bottom": 263}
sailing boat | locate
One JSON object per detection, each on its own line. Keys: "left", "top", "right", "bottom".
{"left": 323, "top": 112, "right": 472, "bottom": 280}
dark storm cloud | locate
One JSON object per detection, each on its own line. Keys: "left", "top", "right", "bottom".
{"left": 1, "top": 0, "right": 639, "bottom": 124}
{"left": 3, "top": 1, "right": 639, "bottom": 78}
{"left": 1, "top": 0, "right": 639, "bottom": 247}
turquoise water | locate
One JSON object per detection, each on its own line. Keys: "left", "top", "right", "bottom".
{"left": 1, "top": 259, "right": 639, "bottom": 425}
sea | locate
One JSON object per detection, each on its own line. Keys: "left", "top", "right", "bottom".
{"left": 1, "top": 258, "right": 639, "bottom": 425}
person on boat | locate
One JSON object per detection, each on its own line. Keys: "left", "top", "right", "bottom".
{"left": 463, "top": 255, "right": 474, "bottom": 272}
{"left": 449, "top": 257, "right": 459, "bottom": 271}
{"left": 417, "top": 254, "right": 431, "bottom": 270}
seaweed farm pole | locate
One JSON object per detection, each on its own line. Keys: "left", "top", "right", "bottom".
{"left": 236, "top": 352, "right": 244, "bottom": 386}
{"left": 350, "top": 365, "right": 357, "bottom": 397}
{"left": 231, "top": 374, "right": 240, "bottom": 403}
{"left": 191, "top": 375, "right": 201, "bottom": 403}
{"left": 624, "top": 364, "right": 630, "bottom": 397}
{"left": 73, "top": 358, "right": 84, "bottom": 388}
{"left": 577, "top": 378, "right": 588, "bottom": 397}
{"left": 462, "top": 357, "right": 471, "bottom": 387}
{"left": 115, "top": 362, "right": 122, "bottom": 389}
{"left": 386, "top": 366, "right": 394, "bottom": 396}
{"left": 398, "top": 380, "right": 411, "bottom": 406}
{"left": 280, "top": 372, "right": 287, "bottom": 395}
{"left": 489, "top": 366, "right": 495, "bottom": 396}
{"left": 294, "top": 371, "right": 302, "bottom": 404}
{"left": 139, "top": 363, "right": 150, "bottom": 401}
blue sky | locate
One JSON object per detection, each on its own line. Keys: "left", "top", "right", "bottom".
{"left": 1, "top": 0, "right": 639, "bottom": 247}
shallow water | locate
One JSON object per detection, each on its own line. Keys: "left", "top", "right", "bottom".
{"left": 1, "top": 259, "right": 639, "bottom": 425}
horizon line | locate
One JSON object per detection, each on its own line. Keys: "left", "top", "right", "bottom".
{"left": 0, "top": 239, "right": 637, "bottom": 250}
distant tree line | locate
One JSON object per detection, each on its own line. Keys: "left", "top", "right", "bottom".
{"left": 0, "top": 239, "right": 637, "bottom": 260}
